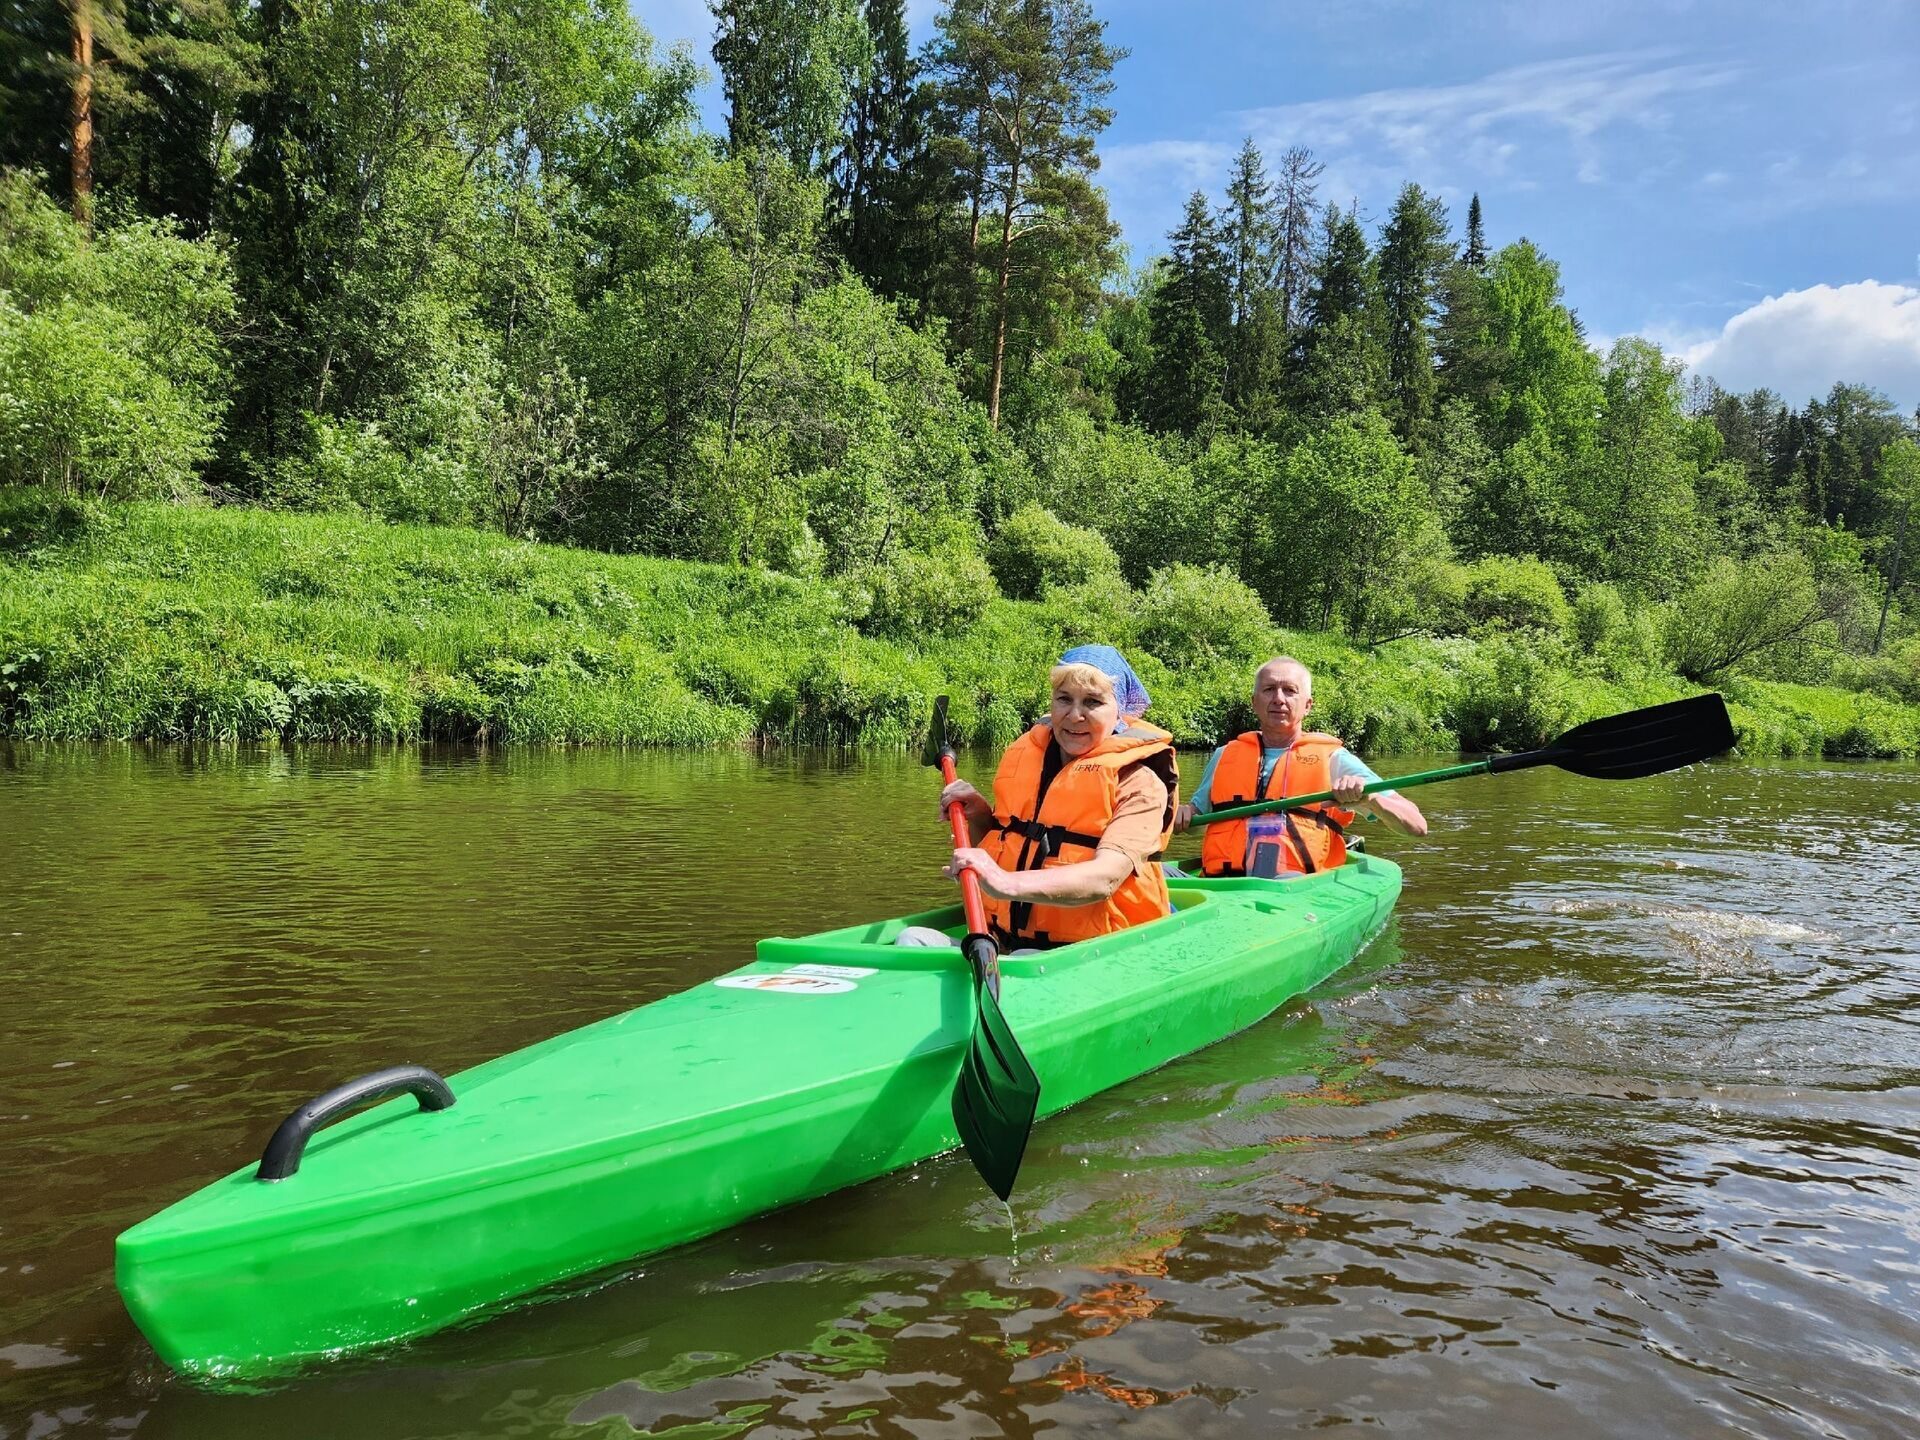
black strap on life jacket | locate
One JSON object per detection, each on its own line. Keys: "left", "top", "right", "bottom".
{"left": 992, "top": 745, "right": 1175, "bottom": 943}
{"left": 1002, "top": 737, "right": 1067, "bottom": 942}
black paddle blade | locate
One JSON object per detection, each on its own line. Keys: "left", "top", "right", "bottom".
{"left": 1539, "top": 692, "right": 1736, "bottom": 780}
{"left": 921, "top": 694, "right": 952, "bottom": 768}
{"left": 952, "top": 960, "right": 1041, "bottom": 1202}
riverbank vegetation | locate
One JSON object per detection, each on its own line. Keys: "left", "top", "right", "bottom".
{"left": 1, "top": 1, "right": 1916, "bottom": 756}
{"left": 4, "top": 490, "right": 1916, "bottom": 757}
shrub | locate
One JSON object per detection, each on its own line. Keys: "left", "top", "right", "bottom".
{"left": 986, "top": 503, "right": 1122, "bottom": 599}
{"left": 1571, "top": 582, "right": 1665, "bottom": 680}
{"left": 0, "top": 175, "right": 234, "bottom": 498}
{"left": 1448, "top": 631, "right": 1592, "bottom": 750}
{"left": 858, "top": 543, "right": 996, "bottom": 642}
{"left": 1460, "top": 555, "right": 1571, "bottom": 634}
{"left": 1665, "top": 551, "right": 1825, "bottom": 682}
{"left": 1136, "top": 563, "right": 1274, "bottom": 671}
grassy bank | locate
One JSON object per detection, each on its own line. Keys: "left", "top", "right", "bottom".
{"left": 2, "top": 490, "right": 1916, "bottom": 758}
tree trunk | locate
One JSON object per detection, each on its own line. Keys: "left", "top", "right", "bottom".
{"left": 986, "top": 157, "right": 1020, "bottom": 430}
{"left": 68, "top": 0, "right": 94, "bottom": 229}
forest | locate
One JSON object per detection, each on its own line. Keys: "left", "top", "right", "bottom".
{"left": 2, "top": 0, "right": 1917, "bottom": 749}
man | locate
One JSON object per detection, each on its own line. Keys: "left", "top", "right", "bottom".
{"left": 1173, "top": 656, "right": 1425, "bottom": 876}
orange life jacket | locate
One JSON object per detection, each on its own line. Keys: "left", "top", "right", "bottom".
{"left": 1198, "top": 731, "right": 1355, "bottom": 877}
{"left": 980, "top": 719, "right": 1179, "bottom": 948}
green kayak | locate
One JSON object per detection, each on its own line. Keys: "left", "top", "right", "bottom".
{"left": 116, "top": 857, "right": 1401, "bottom": 1382}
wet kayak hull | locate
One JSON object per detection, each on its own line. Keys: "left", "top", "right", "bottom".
{"left": 115, "top": 858, "right": 1401, "bottom": 1382}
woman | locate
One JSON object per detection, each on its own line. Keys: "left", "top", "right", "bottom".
{"left": 937, "top": 645, "right": 1179, "bottom": 950}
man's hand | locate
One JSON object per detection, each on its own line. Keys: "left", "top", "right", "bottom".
{"left": 1330, "top": 773, "right": 1369, "bottom": 808}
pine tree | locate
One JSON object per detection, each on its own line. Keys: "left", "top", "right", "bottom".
{"left": 924, "top": 0, "right": 1122, "bottom": 428}
{"left": 1376, "top": 182, "right": 1452, "bottom": 447}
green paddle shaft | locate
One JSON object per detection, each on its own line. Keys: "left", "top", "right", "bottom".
{"left": 1186, "top": 692, "right": 1738, "bottom": 829}
{"left": 1185, "top": 758, "right": 1492, "bottom": 828}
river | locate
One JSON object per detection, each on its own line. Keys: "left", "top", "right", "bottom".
{"left": 3, "top": 743, "right": 1917, "bottom": 1438}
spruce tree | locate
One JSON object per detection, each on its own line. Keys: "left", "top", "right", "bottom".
{"left": 1218, "top": 137, "right": 1282, "bottom": 422}
{"left": 1144, "top": 189, "right": 1231, "bottom": 433}
{"left": 1291, "top": 204, "right": 1382, "bottom": 417}
{"left": 1463, "top": 192, "right": 1487, "bottom": 270}
{"left": 829, "top": 0, "right": 922, "bottom": 291}
{"left": 1272, "top": 145, "right": 1324, "bottom": 333}
{"left": 1377, "top": 182, "right": 1452, "bottom": 448}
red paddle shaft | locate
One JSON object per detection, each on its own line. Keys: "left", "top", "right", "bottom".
{"left": 938, "top": 754, "right": 992, "bottom": 939}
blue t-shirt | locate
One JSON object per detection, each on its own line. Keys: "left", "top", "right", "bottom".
{"left": 1190, "top": 739, "right": 1390, "bottom": 817}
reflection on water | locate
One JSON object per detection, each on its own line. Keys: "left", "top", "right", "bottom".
{"left": 2, "top": 745, "right": 1918, "bottom": 1438}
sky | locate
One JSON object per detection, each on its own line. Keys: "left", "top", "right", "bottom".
{"left": 633, "top": 0, "right": 1920, "bottom": 411}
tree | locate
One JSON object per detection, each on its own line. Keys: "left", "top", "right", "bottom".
{"left": 1375, "top": 182, "right": 1451, "bottom": 448}
{"left": 1568, "top": 337, "right": 1706, "bottom": 594}
{"left": 1141, "top": 190, "right": 1229, "bottom": 434}
{"left": 1874, "top": 437, "right": 1919, "bottom": 651}
{"left": 1462, "top": 192, "right": 1487, "bottom": 270}
{"left": 1477, "top": 239, "right": 1602, "bottom": 456}
{"left": 924, "top": 0, "right": 1122, "bottom": 428}
{"left": 1217, "top": 137, "right": 1281, "bottom": 419}
{"left": 828, "top": 0, "right": 919, "bottom": 285}
{"left": 710, "top": 0, "right": 871, "bottom": 176}
{"left": 1271, "top": 144, "right": 1322, "bottom": 333}
{"left": 1290, "top": 204, "right": 1381, "bottom": 418}
{"left": 1263, "top": 411, "right": 1441, "bottom": 636}
{"left": 1666, "top": 551, "right": 1831, "bottom": 682}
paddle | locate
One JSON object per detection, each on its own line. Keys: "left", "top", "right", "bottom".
{"left": 923, "top": 695, "right": 1041, "bottom": 1202}
{"left": 1187, "top": 692, "right": 1737, "bottom": 828}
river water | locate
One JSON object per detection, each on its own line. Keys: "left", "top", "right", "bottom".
{"left": 3, "top": 744, "right": 1918, "bottom": 1438}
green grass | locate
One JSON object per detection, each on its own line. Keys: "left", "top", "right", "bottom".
{"left": 2, "top": 489, "right": 1916, "bottom": 758}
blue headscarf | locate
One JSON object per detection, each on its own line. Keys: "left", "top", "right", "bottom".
{"left": 1058, "top": 643, "right": 1151, "bottom": 716}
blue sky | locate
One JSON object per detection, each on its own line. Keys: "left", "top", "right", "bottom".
{"left": 634, "top": 0, "right": 1920, "bottom": 410}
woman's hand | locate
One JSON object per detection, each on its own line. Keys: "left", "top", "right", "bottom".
{"left": 945, "top": 846, "right": 1021, "bottom": 899}
{"left": 1173, "top": 801, "right": 1195, "bottom": 833}
{"left": 938, "top": 779, "right": 991, "bottom": 826}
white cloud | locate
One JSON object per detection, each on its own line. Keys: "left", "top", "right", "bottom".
{"left": 1678, "top": 281, "right": 1920, "bottom": 409}
{"left": 1104, "top": 49, "right": 1742, "bottom": 260}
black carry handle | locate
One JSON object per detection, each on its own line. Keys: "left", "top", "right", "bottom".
{"left": 256, "top": 1064, "right": 456, "bottom": 1181}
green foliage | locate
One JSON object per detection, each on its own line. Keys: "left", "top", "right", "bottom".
{"left": 4, "top": 496, "right": 1914, "bottom": 756}
{"left": 1135, "top": 562, "right": 1273, "bottom": 671}
{"left": 856, "top": 540, "right": 996, "bottom": 642}
{"left": 713, "top": 0, "right": 872, "bottom": 174}
{"left": 1570, "top": 582, "right": 1665, "bottom": 681}
{"left": 1449, "top": 631, "right": 1601, "bottom": 751}
{"left": 0, "top": 174, "right": 235, "bottom": 497}
{"left": 986, "top": 503, "right": 1121, "bottom": 599}
{"left": 1666, "top": 551, "right": 1827, "bottom": 683}
{"left": 1264, "top": 412, "right": 1442, "bottom": 639}
{"left": 1461, "top": 555, "right": 1571, "bottom": 634}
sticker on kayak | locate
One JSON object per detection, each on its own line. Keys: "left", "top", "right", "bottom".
{"left": 714, "top": 973, "right": 856, "bottom": 995}
{"left": 783, "top": 963, "right": 876, "bottom": 980}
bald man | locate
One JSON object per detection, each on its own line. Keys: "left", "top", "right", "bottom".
{"left": 1173, "top": 656, "right": 1425, "bottom": 877}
